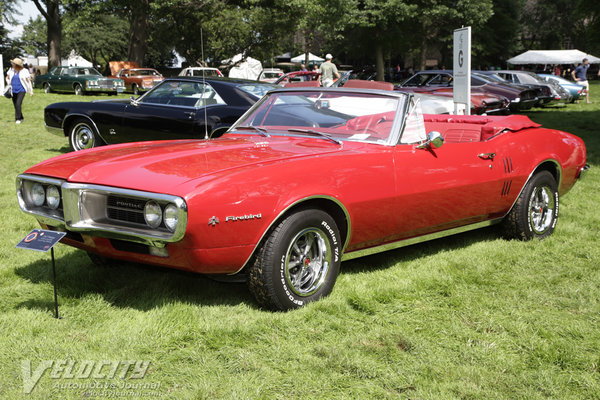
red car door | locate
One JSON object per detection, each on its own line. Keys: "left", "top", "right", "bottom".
{"left": 390, "top": 140, "right": 508, "bottom": 240}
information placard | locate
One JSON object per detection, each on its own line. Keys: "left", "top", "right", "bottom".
{"left": 16, "top": 229, "right": 66, "bottom": 252}
{"left": 453, "top": 27, "right": 471, "bottom": 114}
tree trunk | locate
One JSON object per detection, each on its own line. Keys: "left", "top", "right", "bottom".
{"left": 128, "top": 0, "right": 151, "bottom": 66}
{"left": 420, "top": 37, "right": 427, "bottom": 71}
{"left": 33, "top": 0, "right": 62, "bottom": 68}
{"left": 375, "top": 43, "right": 384, "bottom": 81}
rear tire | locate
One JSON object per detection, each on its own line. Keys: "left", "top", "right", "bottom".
{"left": 132, "top": 84, "right": 139, "bottom": 95}
{"left": 248, "top": 209, "right": 342, "bottom": 310}
{"left": 501, "top": 171, "right": 559, "bottom": 240}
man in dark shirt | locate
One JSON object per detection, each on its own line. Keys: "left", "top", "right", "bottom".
{"left": 571, "top": 58, "right": 590, "bottom": 103}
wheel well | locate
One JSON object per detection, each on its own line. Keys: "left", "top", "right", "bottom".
{"left": 240, "top": 197, "right": 350, "bottom": 273}
{"left": 270, "top": 198, "right": 349, "bottom": 250}
{"left": 63, "top": 116, "right": 100, "bottom": 141}
{"left": 533, "top": 160, "right": 561, "bottom": 187}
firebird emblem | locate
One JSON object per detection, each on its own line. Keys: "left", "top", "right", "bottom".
{"left": 208, "top": 216, "right": 219, "bottom": 226}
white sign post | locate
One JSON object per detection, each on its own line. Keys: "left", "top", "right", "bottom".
{"left": 453, "top": 27, "right": 471, "bottom": 115}
{"left": 0, "top": 54, "right": 5, "bottom": 94}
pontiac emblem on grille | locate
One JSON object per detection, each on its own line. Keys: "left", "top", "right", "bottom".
{"left": 208, "top": 216, "right": 219, "bottom": 226}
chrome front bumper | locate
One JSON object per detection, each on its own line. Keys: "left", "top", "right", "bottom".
{"left": 578, "top": 164, "right": 590, "bottom": 180}
{"left": 45, "top": 124, "right": 64, "bottom": 137}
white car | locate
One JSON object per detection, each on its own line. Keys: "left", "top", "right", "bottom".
{"left": 179, "top": 67, "right": 224, "bottom": 78}
{"left": 258, "top": 68, "right": 284, "bottom": 83}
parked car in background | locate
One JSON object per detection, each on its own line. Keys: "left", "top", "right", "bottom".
{"left": 110, "top": 68, "right": 164, "bottom": 95}
{"left": 478, "top": 70, "right": 568, "bottom": 106}
{"left": 178, "top": 67, "right": 224, "bottom": 77}
{"left": 274, "top": 71, "right": 321, "bottom": 85}
{"left": 18, "top": 87, "right": 588, "bottom": 310}
{"left": 44, "top": 77, "right": 277, "bottom": 151}
{"left": 35, "top": 66, "right": 125, "bottom": 96}
{"left": 538, "top": 74, "right": 585, "bottom": 103}
{"left": 399, "top": 70, "right": 537, "bottom": 112}
{"left": 258, "top": 68, "right": 284, "bottom": 83}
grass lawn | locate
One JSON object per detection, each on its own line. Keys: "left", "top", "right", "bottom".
{"left": 0, "top": 86, "right": 599, "bottom": 399}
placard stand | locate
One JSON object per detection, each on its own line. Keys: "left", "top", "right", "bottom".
{"left": 16, "top": 229, "right": 67, "bottom": 319}
{"left": 51, "top": 248, "right": 60, "bottom": 319}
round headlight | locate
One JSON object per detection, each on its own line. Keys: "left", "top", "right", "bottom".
{"left": 31, "top": 183, "right": 45, "bottom": 207}
{"left": 144, "top": 201, "right": 162, "bottom": 229}
{"left": 163, "top": 204, "right": 179, "bottom": 232}
{"left": 46, "top": 185, "right": 61, "bottom": 210}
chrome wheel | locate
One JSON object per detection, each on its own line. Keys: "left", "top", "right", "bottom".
{"left": 284, "top": 228, "right": 332, "bottom": 296}
{"left": 43, "top": 83, "right": 50, "bottom": 93}
{"left": 70, "top": 122, "right": 96, "bottom": 151}
{"left": 132, "top": 84, "right": 139, "bottom": 95}
{"left": 528, "top": 185, "right": 555, "bottom": 234}
{"left": 74, "top": 83, "right": 83, "bottom": 96}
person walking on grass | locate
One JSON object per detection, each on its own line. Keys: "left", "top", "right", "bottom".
{"left": 571, "top": 58, "right": 591, "bottom": 104}
{"left": 5, "top": 57, "right": 34, "bottom": 124}
{"left": 318, "top": 54, "right": 340, "bottom": 87}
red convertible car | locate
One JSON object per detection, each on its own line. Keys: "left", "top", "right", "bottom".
{"left": 16, "top": 88, "right": 588, "bottom": 310}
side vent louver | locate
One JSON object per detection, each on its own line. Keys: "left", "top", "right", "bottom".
{"left": 501, "top": 156, "right": 513, "bottom": 197}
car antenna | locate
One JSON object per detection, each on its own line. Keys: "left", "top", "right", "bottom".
{"left": 201, "top": 28, "right": 209, "bottom": 140}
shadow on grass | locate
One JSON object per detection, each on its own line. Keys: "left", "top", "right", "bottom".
{"left": 14, "top": 226, "right": 500, "bottom": 312}
{"left": 45, "top": 144, "right": 71, "bottom": 154}
{"left": 15, "top": 253, "right": 256, "bottom": 312}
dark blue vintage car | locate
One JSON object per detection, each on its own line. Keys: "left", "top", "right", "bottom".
{"left": 44, "top": 77, "right": 277, "bottom": 151}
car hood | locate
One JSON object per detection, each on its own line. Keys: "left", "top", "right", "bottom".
{"left": 24, "top": 135, "right": 342, "bottom": 194}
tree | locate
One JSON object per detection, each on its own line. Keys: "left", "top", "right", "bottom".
{"left": 32, "top": 0, "right": 62, "bottom": 67}
{"left": 0, "top": 0, "right": 23, "bottom": 62}
{"left": 21, "top": 16, "right": 47, "bottom": 56}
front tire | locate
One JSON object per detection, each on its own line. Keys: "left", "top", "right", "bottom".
{"left": 501, "top": 171, "right": 559, "bottom": 240}
{"left": 43, "top": 83, "right": 51, "bottom": 93}
{"left": 74, "top": 83, "right": 83, "bottom": 96}
{"left": 248, "top": 209, "right": 342, "bottom": 310}
{"left": 69, "top": 118, "right": 102, "bottom": 151}
{"left": 132, "top": 84, "right": 139, "bottom": 95}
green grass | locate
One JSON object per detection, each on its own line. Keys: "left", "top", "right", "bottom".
{"left": 0, "top": 87, "right": 599, "bottom": 399}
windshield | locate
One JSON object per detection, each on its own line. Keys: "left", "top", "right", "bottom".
{"left": 231, "top": 90, "right": 406, "bottom": 144}
{"left": 131, "top": 69, "right": 161, "bottom": 76}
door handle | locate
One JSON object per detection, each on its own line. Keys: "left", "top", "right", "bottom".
{"left": 478, "top": 152, "right": 496, "bottom": 160}
{"left": 185, "top": 112, "right": 195, "bottom": 119}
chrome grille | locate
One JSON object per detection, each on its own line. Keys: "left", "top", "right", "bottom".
{"left": 107, "top": 196, "right": 146, "bottom": 225}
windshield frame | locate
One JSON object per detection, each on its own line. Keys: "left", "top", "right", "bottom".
{"left": 229, "top": 87, "right": 410, "bottom": 146}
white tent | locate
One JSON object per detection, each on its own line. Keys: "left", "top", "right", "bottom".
{"left": 222, "top": 54, "right": 263, "bottom": 80}
{"left": 507, "top": 49, "right": 600, "bottom": 65}
{"left": 290, "top": 53, "right": 324, "bottom": 63}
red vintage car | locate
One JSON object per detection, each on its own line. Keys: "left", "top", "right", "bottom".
{"left": 109, "top": 62, "right": 164, "bottom": 94}
{"left": 16, "top": 88, "right": 588, "bottom": 310}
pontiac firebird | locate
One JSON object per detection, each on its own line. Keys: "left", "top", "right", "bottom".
{"left": 17, "top": 87, "right": 588, "bottom": 310}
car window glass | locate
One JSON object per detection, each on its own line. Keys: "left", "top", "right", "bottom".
{"left": 234, "top": 91, "right": 403, "bottom": 144}
{"left": 403, "top": 74, "right": 431, "bottom": 86}
{"left": 61, "top": 68, "right": 70, "bottom": 76}
{"left": 191, "top": 69, "right": 220, "bottom": 77}
{"left": 238, "top": 84, "right": 277, "bottom": 98}
{"left": 140, "top": 81, "right": 226, "bottom": 107}
{"left": 399, "top": 99, "right": 426, "bottom": 144}
{"left": 429, "top": 74, "right": 452, "bottom": 85}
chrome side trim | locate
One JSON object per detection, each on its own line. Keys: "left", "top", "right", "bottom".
{"left": 234, "top": 195, "right": 352, "bottom": 274}
{"left": 342, "top": 218, "right": 503, "bottom": 261}
{"left": 45, "top": 124, "right": 64, "bottom": 137}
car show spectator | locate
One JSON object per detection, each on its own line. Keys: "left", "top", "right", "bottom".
{"left": 318, "top": 54, "right": 340, "bottom": 87}
{"left": 5, "top": 57, "right": 34, "bottom": 124}
{"left": 571, "top": 58, "right": 590, "bottom": 103}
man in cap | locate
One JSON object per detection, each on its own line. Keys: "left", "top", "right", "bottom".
{"left": 571, "top": 58, "right": 591, "bottom": 103}
{"left": 318, "top": 54, "right": 340, "bottom": 87}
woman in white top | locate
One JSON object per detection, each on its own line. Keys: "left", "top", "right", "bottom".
{"left": 5, "top": 57, "right": 34, "bottom": 124}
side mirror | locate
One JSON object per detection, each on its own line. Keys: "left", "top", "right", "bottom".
{"left": 417, "top": 131, "right": 444, "bottom": 150}
{"left": 130, "top": 96, "right": 139, "bottom": 106}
